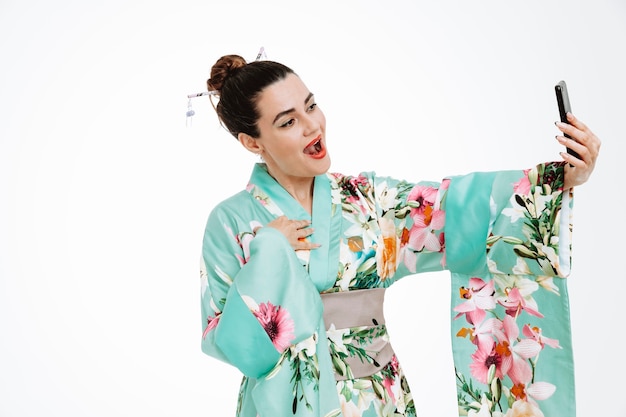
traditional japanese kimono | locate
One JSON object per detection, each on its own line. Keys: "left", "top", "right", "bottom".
{"left": 200, "top": 162, "right": 575, "bottom": 417}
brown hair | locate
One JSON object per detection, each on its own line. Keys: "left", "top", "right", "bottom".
{"left": 207, "top": 54, "right": 295, "bottom": 139}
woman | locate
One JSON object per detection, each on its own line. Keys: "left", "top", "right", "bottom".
{"left": 199, "top": 54, "right": 600, "bottom": 417}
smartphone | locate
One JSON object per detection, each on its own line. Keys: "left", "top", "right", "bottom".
{"left": 554, "top": 80, "right": 581, "bottom": 159}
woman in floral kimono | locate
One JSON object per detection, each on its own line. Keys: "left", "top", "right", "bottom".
{"left": 199, "top": 54, "right": 600, "bottom": 417}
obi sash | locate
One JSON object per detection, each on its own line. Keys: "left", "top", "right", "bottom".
{"left": 321, "top": 288, "right": 395, "bottom": 381}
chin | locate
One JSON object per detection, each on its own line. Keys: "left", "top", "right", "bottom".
{"left": 315, "top": 154, "right": 331, "bottom": 174}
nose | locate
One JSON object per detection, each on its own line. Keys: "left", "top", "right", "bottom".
{"left": 303, "top": 111, "right": 322, "bottom": 136}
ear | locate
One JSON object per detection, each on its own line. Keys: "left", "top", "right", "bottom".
{"left": 238, "top": 132, "right": 263, "bottom": 155}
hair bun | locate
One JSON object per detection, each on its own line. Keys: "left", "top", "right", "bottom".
{"left": 207, "top": 55, "right": 247, "bottom": 93}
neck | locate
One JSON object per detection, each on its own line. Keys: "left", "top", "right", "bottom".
{"left": 292, "top": 186, "right": 314, "bottom": 214}
{"left": 283, "top": 179, "right": 315, "bottom": 215}
{"left": 265, "top": 166, "right": 315, "bottom": 214}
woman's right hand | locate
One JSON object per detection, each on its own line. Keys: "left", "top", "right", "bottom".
{"left": 259, "top": 216, "right": 321, "bottom": 251}
{"left": 556, "top": 112, "right": 601, "bottom": 189}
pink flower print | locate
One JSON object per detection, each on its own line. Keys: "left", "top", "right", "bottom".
{"left": 407, "top": 185, "right": 438, "bottom": 216}
{"left": 254, "top": 302, "right": 295, "bottom": 352}
{"left": 498, "top": 287, "right": 544, "bottom": 319}
{"left": 390, "top": 354, "right": 399, "bottom": 372}
{"left": 511, "top": 380, "right": 556, "bottom": 406}
{"left": 469, "top": 345, "right": 505, "bottom": 384}
{"left": 522, "top": 324, "right": 560, "bottom": 349}
{"left": 235, "top": 232, "right": 254, "bottom": 267}
{"left": 225, "top": 225, "right": 254, "bottom": 266}
{"left": 405, "top": 184, "right": 445, "bottom": 252}
{"left": 496, "top": 315, "right": 542, "bottom": 385}
{"left": 438, "top": 232, "right": 446, "bottom": 267}
{"left": 525, "top": 381, "right": 557, "bottom": 403}
{"left": 453, "top": 278, "right": 496, "bottom": 325}
{"left": 457, "top": 317, "right": 503, "bottom": 355}
{"left": 382, "top": 356, "right": 401, "bottom": 404}
{"left": 202, "top": 313, "right": 221, "bottom": 340}
{"left": 402, "top": 246, "right": 417, "bottom": 273}
{"left": 407, "top": 205, "right": 445, "bottom": 252}
{"left": 349, "top": 174, "right": 368, "bottom": 188}
{"left": 345, "top": 195, "right": 361, "bottom": 206}
{"left": 513, "top": 170, "right": 532, "bottom": 195}
{"left": 382, "top": 377, "right": 396, "bottom": 404}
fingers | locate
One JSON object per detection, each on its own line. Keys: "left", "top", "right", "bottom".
{"left": 556, "top": 113, "right": 601, "bottom": 189}
{"left": 266, "top": 216, "right": 320, "bottom": 250}
{"left": 556, "top": 135, "right": 586, "bottom": 164}
{"left": 293, "top": 219, "right": 313, "bottom": 231}
{"left": 555, "top": 113, "right": 601, "bottom": 165}
{"left": 296, "top": 222, "right": 314, "bottom": 240}
{"left": 572, "top": 113, "right": 602, "bottom": 161}
{"left": 566, "top": 112, "right": 589, "bottom": 132}
{"left": 290, "top": 220, "right": 321, "bottom": 250}
{"left": 294, "top": 239, "right": 321, "bottom": 251}
{"left": 292, "top": 220, "right": 320, "bottom": 249}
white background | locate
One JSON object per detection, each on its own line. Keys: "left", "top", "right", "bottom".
{"left": 1, "top": 1, "right": 623, "bottom": 416}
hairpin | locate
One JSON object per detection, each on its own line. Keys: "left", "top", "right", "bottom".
{"left": 255, "top": 46, "right": 266, "bottom": 61}
{"left": 187, "top": 91, "right": 218, "bottom": 99}
{"left": 185, "top": 91, "right": 218, "bottom": 127}
{"left": 185, "top": 47, "right": 265, "bottom": 126}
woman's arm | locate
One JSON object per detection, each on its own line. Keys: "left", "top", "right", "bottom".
{"left": 200, "top": 206, "right": 323, "bottom": 379}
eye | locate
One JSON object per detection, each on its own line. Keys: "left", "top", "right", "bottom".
{"left": 307, "top": 102, "right": 317, "bottom": 112}
{"left": 280, "top": 118, "right": 295, "bottom": 128}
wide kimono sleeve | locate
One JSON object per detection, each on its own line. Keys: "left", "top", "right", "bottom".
{"left": 199, "top": 201, "right": 322, "bottom": 377}
{"left": 444, "top": 162, "right": 571, "bottom": 278}
{"left": 444, "top": 162, "right": 576, "bottom": 417}
{"left": 199, "top": 197, "right": 342, "bottom": 416}
{"left": 359, "top": 161, "right": 575, "bottom": 416}
{"left": 352, "top": 161, "right": 570, "bottom": 282}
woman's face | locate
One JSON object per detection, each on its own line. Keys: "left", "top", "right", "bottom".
{"left": 251, "top": 73, "right": 330, "bottom": 182}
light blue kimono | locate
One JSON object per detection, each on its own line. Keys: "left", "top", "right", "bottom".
{"left": 200, "top": 162, "right": 575, "bottom": 417}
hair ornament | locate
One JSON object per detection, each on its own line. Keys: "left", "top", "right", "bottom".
{"left": 185, "top": 91, "right": 218, "bottom": 126}
{"left": 185, "top": 47, "right": 266, "bottom": 126}
{"left": 255, "top": 46, "right": 266, "bottom": 61}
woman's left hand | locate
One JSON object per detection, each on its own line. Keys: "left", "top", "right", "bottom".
{"left": 556, "top": 112, "right": 601, "bottom": 189}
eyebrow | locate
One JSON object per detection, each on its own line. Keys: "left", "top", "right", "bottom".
{"left": 272, "top": 92, "right": 315, "bottom": 125}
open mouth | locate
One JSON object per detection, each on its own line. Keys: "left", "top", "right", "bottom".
{"left": 303, "top": 136, "right": 326, "bottom": 159}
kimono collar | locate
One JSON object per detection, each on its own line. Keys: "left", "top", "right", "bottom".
{"left": 249, "top": 163, "right": 341, "bottom": 292}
